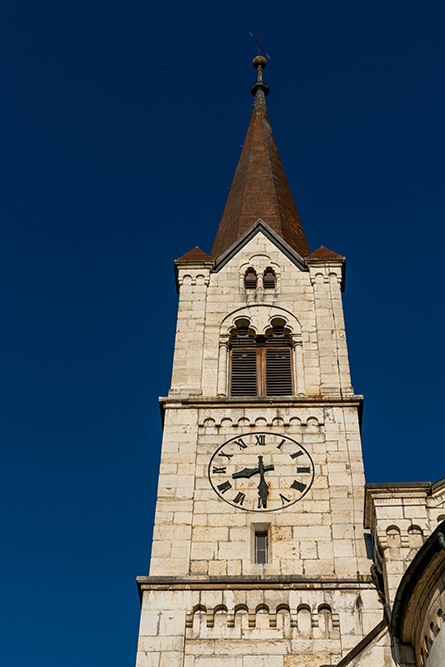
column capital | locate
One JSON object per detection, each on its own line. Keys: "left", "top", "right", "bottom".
{"left": 219, "top": 334, "right": 230, "bottom": 348}
{"left": 290, "top": 332, "right": 303, "bottom": 347}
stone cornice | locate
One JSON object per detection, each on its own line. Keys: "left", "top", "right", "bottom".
{"left": 174, "top": 259, "right": 214, "bottom": 293}
{"left": 306, "top": 255, "right": 346, "bottom": 292}
{"left": 137, "top": 574, "right": 375, "bottom": 602}
{"left": 159, "top": 394, "right": 364, "bottom": 427}
{"left": 160, "top": 395, "right": 364, "bottom": 408}
{"left": 432, "top": 476, "right": 445, "bottom": 493}
{"left": 364, "top": 482, "right": 431, "bottom": 529}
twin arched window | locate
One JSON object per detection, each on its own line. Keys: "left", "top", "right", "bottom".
{"left": 230, "top": 320, "right": 292, "bottom": 396}
{"left": 244, "top": 267, "right": 276, "bottom": 290}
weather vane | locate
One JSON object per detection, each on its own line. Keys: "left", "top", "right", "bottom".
{"left": 248, "top": 32, "right": 271, "bottom": 60}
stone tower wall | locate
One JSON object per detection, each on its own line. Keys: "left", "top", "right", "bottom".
{"left": 135, "top": 232, "right": 392, "bottom": 666}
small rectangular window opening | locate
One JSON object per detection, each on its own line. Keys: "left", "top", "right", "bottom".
{"left": 255, "top": 532, "right": 268, "bottom": 564}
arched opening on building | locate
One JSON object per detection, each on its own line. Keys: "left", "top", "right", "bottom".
{"left": 263, "top": 267, "right": 276, "bottom": 289}
{"left": 244, "top": 267, "right": 257, "bottom": 289}
{"left": 229, "top": 318, "right": 293, "bottom": 396}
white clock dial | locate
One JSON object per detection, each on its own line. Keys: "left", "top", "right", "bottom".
{"left": 208, "top": 432, "right": 314, "bottom": 512}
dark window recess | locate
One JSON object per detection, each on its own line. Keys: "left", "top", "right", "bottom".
{"left": 244, "top": 269, "right": 257, "bottom": 289}
{"left": 231, "top": 348, "right": 257, "bottom": 396}
{"left": 263, "top": 268, "right": 276, "bottom": 289}
{"left": 267, "top": 325, "right": 285, "bottom": 340}
{"left": 266, "top": 348, "right": 292, "bottom": 396}
{"left": 255, "top": 533, "right": 268, "bottom": 564}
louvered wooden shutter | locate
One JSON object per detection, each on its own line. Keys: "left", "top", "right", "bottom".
{"left": 244, "top": 269, "right": 257, "bottom": 289}
{"left": 231, "top": 349, "right": 257, "bottom": 396}
{"left": 266, "top": 348, "right": 292, "bottom": 395}
{"left": 263, "top": 270, "right": 276, "bottom": 289}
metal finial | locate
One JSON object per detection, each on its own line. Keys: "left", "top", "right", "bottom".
{"left": 249, "top": 32, "right": 271, "bottom": 97}
{"left": 253, "top": 55, "right": 267, "bottom": 83}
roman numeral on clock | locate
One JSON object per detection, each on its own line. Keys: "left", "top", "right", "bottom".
{"left": 212, "top": 466, "right": 226, "bottom": 474}
{"left": 297, "top": 466, "right": 311, "bottom": 474}
{"left": 255, "top": 435, "right": 266, "bottom": 446}
{"left": 280, "top": 494, "right": 290, "bottom": 505}
{"left": 234, "top": 438, "right": 248, "bottom": 449}
{"left": 217, "top": 481, "right": 232, "bottom": 494}
{"left": 290, "top": 450, "right": 303, "bottom": 459}
{"left": 291, "top": 480, "right": 306, "bottom": 493}
{"left": 276, "top": 439, "right": 286, "bottom": 449}
{"left": 218, "top": 451, "right": 233, "bottom": 460}
{"left": 233, "top": 492, "right": 246, "bottom": 505}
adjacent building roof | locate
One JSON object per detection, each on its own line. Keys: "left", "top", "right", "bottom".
{"left": 210, "top": 58, "right": 310, "bottom": 261}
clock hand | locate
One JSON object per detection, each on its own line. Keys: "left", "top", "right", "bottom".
{"left": 258, "top": 455, "right": 274, "bottom": 475}
{"left": 231, "top": 457, "right": 275, "bottom": 507}
{"left": 257, "top": 455, "right": 274, "bottom": 509}
{"left": 232, "top": 466, "right": 260, "bottom": 479}
{"left": 232, "top": 456, "right": 275, "bottom": 480}
{"left": 258, "top": 477, "right": 269, "bottom": 508}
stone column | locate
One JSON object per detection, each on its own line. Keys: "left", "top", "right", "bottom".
{"left": 217, "top": 335, "right": 230, "bottom": 396}
{"left": 292, "top": 333, "right": 305, "bottom": 396}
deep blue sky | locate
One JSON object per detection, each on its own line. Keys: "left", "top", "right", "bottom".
{"left": 1, "top": 1, "right": 444, "bottom": 665}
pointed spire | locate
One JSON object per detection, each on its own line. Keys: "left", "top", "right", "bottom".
{"left": 211, "top": 56, "right": 310, "bottom": 260}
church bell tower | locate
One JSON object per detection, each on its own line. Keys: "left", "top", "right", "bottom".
{"left": 135, "top": 56, "right": 394, "bottom": 667}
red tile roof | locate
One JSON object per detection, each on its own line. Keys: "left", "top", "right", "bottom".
{"left": 211, "top": 87, "right": 310, "bottom": 260}
{"left": 175, "top": 247, "right": 212, "bottom": 262}
{"left": 306, "top": 246, "right": 344, "bottom": 259}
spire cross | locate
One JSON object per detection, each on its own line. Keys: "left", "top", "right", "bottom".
{"left": 249, "top": 31, "right": 271, "bottom": 61}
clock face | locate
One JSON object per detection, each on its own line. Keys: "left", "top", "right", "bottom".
{"left": 208, "top": 432, "right": 314, "bottom": 513}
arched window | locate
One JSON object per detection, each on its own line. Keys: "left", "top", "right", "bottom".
{"left": 244, "top": 268, "right": 257, "bottom": 289}
{"left": 230, "top": 324, "right": 257, "bottom": 396}
{"left": 264, "top": 324, "right": 292, "bottom": 395}
{"left": 263, "top": 267, "right": 276, "bottom": 289}
{"left": 230, "top": 319, "right": 293, "bottom": 396}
